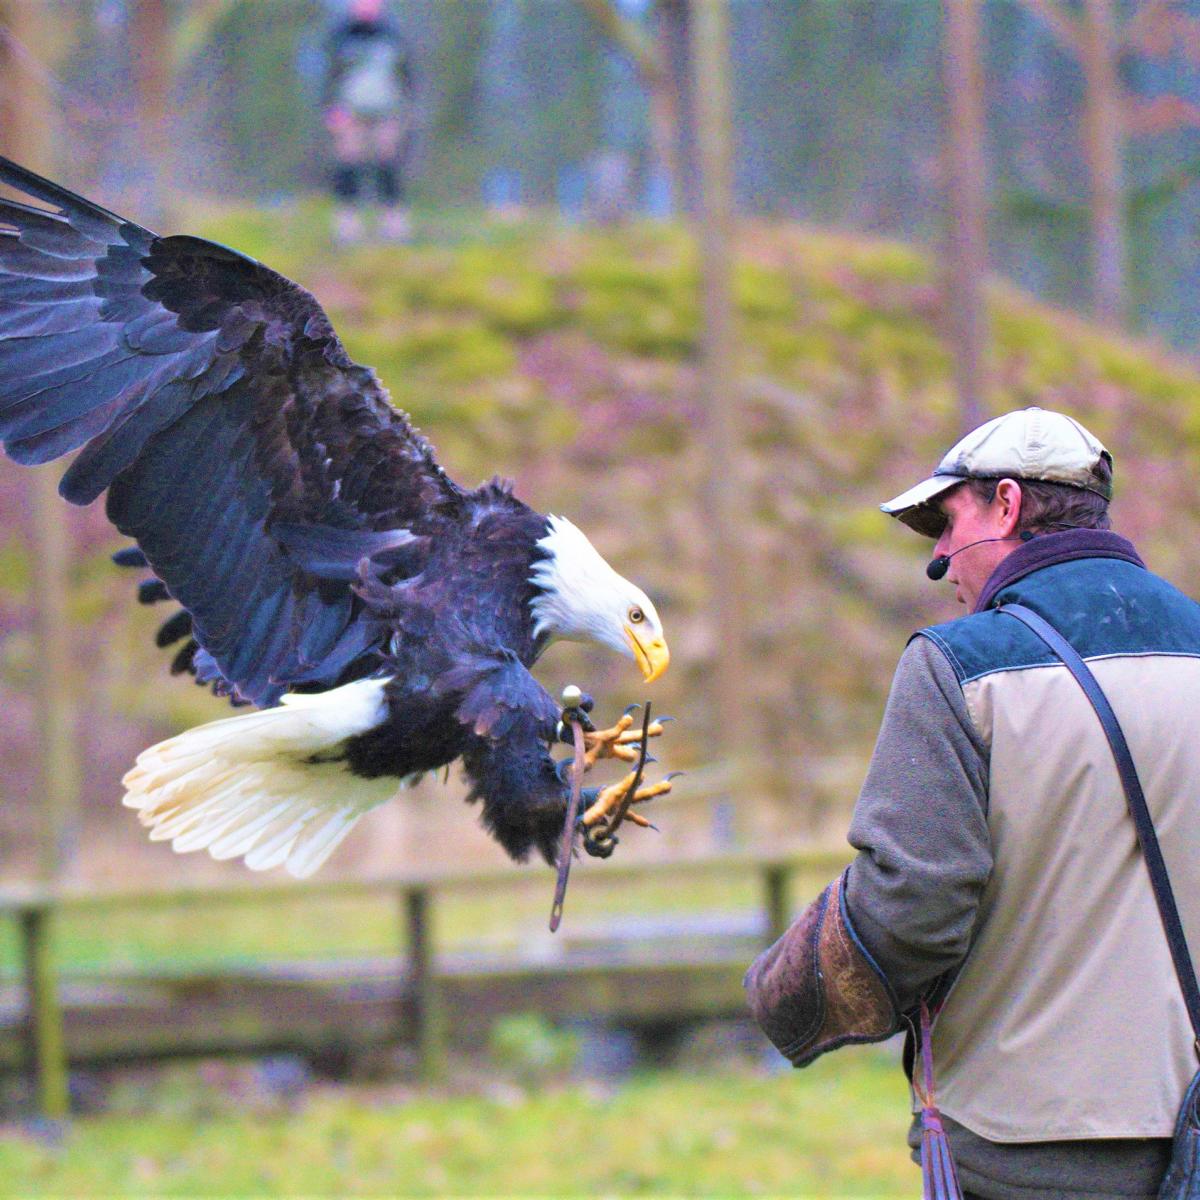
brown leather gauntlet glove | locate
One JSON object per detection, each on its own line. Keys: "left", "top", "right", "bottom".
{"left": 744, "top": 870, "right": 901, "bottom": 1067}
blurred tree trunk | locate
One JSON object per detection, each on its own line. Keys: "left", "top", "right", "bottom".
{"left": 579, "top": 0, "right": 684, "bottom": 212}
{"left": 1020, "top": 0, "right": 1126, "bottom": 325}
{"left": 942, "top": 0, "right": 989, "bottom": 428}
{"left": 0, "top": 1, "right": 81, "bottom": 889}
{"left": 129, "top": 0, "right": 172, "bottom": 227}
{"left": 648, "top": 0, "right": 685, "bottom": 212}
{"left": 1079, "top": 0, "right": 1124, "bottom": 326}
{"left": 660, "top": 0, "right": 696, "bottom": 213}
{"left": 689, "top": 0, "right": 759, "bottom": 823}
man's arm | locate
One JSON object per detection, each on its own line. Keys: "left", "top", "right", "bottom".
{"left": 745, "top": 635, "right": 992, "bottom": 1063}
{"left": 845, "top": 634, "right": 992, "bottom": 1010}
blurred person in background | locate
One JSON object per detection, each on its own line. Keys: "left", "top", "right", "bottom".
{"left": 322, "top": 0, "right": 416, "bottom": 244}
{"left": 746, "top": 407, "right": 1200, "bottom": 1200}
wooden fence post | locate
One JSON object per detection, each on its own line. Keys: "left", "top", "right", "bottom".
{"left": 20, "top": 903, "right": 68, "bottom": 1119}
{"left": 403, "top": 887, "right": 445, "bottom": 1083}
{"left": 763, "top": 863, "right": 791, "bottom": 945}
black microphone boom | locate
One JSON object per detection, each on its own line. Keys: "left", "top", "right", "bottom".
{"left": 926, "top": 532, "right": 1033, "bottom": 581}
{"left": 926, "top": 555, "right": 954, "bottom": 581}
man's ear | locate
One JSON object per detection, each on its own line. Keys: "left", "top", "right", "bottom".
{"left": 994, "top": 478, "right": 1023, "bottom": 536}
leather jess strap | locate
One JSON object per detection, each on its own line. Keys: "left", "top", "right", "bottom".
{"left": 999, "top": 603, "right": 1200, "bottom": 1053}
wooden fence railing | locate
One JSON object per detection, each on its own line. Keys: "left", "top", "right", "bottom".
{"left": 0, "top": 849, "right": 848, "bottom": 1120}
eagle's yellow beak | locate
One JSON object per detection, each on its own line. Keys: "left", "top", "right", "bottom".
{"left": 625, "top": 626, "right": 670, "bottom": 684}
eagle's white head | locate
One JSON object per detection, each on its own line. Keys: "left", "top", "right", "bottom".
{"left": 528, "top": 515, "right": 669, "bottom": 683}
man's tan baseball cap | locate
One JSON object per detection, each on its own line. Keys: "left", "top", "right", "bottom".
{"left": 880, "top": 407, "right": 1113, "bottom": 538}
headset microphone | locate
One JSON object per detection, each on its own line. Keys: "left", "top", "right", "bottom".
{"left": 926, "top": 532, "right": 1034, "bottom": 581}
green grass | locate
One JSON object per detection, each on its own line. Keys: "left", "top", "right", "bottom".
{"left": 0, "top": 1052, "right": 916, "bottom": 1196}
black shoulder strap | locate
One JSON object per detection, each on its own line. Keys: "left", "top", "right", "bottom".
{"left": 999, "top": 602, "right": 1200, "bottom": 1048}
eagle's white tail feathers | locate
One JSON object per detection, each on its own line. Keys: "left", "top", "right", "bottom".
{"left": 122, "top": 677, "right": 401, "bottom": 878}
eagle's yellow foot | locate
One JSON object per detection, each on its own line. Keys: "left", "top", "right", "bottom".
{"left": 583, "top": 713, "right": 666, "bottom": 769}
{"left": 581, "top": 770, "right": 673, "bottom": 833}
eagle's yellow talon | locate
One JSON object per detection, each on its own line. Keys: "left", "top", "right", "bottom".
{"left": 583, "top": 713, "right": 665, "bottom": 768}
{"left": 581, "top": 771, "right": 637, "bottom": 828}
{"left": 615, "top": 720, "right": 664, "bottom": 744}
{"left": 580, "top": 771, "right": 672, "bottom": 831}
{"left": 630, "top": 778, "right": 673, "bottom": 803}
{"left": 623, "top": 810, "right": 656, "bottom": 829}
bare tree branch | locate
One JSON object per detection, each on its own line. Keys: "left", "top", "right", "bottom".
{"left": 1020, "top": 0, "right": 1084, "bottom": 58}
{"left": 172, "top": 0, "right": 240, "bottom": 70}
{"left": 1119, "top": 0, "right": 1176, "bottom": 55}
{"left": 578, "top": 0, "right": 666, "bottom": 87}
{"left": 1125, "top": 93, "right": 1200, "bottom": 136}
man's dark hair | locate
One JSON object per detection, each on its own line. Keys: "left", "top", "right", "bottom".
{"left": 966, "top": 455, "right": 1112, "bottom": 534}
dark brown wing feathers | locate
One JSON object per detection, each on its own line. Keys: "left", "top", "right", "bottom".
{"left": 0, "top": 156, "right": 464, "bottom": 705}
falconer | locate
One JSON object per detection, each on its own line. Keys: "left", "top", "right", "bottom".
{"left": 746, "top": 407, "right": 1200, "bottom": 1200}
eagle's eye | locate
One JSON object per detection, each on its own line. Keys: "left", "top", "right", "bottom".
{"left": 629, "top": 606, "right": 644, "bottom": 624}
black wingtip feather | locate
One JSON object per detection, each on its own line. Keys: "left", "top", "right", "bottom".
{"left": 170, "top": 640, "right": 197, "bottom": 675}
{"left": 155, "top": 608, "right": 193, "bottom": 648}
{"left": 0, "top": 155, "right": 157, "bottom": 240}
{"left": 137, "top": 579, "right": 170, "bottom": 605}
{"left": 112, "top": 545, "right": 148, "bottom": 568}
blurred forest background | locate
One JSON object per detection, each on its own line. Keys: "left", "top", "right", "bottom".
{"left": 17, "top": 0, "right": 1200, "bottom": 342}
{"left": 1, "top": 1, "right": 1199, "bottom": 1189}
{"left": 0, "top": 0, "right": 1199, "bottom": 892}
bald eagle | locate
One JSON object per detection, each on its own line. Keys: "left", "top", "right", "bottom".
{"left": 0, "top": 157, "right": 672, "bottom": 877}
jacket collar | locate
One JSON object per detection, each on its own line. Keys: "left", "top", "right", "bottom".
{"left": 974, "top": 529, "right": 1145, "bottom": 614}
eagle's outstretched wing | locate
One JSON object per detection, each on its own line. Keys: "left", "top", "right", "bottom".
{"left": 0, "top": 157, "right": 466, "bottom": 706}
